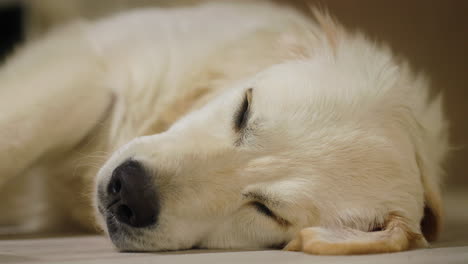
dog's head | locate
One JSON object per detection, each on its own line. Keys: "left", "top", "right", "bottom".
{"left": 94, "top": 12, "right": 444, "bottom": 254}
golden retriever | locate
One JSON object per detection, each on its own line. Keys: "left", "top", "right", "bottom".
{"left": 0, "top": 1, "right": 448, "bottom": 255}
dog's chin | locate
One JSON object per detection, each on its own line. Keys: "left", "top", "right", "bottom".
{"left": 105, "top": 222, "right": 205, "bottom": 252}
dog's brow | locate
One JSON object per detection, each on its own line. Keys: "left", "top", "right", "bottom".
{"left": 243, "top": 191, "right": 276, "bottom": 206}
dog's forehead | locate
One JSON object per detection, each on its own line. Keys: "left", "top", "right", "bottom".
{"left": 251, "top": 60, "right": 338, "bottom": 108}
{"left": 239, "top": 62, "right": 324, "bottom": 128}
{"left": 253, "top": 62, "right": 316, "bottom": 93}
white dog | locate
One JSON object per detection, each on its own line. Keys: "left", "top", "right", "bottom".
{"left": 0, "top": 1, "right": 448, "bottom": 255}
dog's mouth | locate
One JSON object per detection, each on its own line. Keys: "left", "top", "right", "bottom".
{"left": 104, "top": 216, "right": 147, "bottom": 251}
{"left": 105, "top": 215, "right": 120, "bottom": 236}
{"left": 96, "top": 201, "right": 137, "bottom": 247}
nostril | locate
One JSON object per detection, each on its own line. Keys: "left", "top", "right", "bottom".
{"left": 108, "top": 177, "right": 121, "bottom": 195}
{"left": 116, "top": 204, "right": 134, "bottom": 225}
{"left": 105, "top": 159, "right": 159, "bottom": 228}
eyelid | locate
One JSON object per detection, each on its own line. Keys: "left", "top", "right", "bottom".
{"left": 250, "top": 201, "right": 275, "bottom": 218}
{"left": 243, "top": 192, "right": 291, "bottom": 227}
{"left": 234, "top": 88, "right": 253, "bottom": 132}
{"left": 245, "top": 88, "right": 253, "bottom": 105}
{"left": 247, "top": 200, "right": 291, "bottom": 227}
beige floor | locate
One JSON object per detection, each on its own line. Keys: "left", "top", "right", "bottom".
{"left": 1, "top": 188, "right": 467, "bottom": 264}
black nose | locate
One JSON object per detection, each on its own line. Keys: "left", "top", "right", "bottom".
{"left": 106, "top": 160, "right": 159, "bottom": 228}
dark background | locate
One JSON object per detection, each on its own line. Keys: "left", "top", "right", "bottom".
{"left": 0, "top": 0, "right": 466, "bottom": 187}
{"left": 0, "top": 3, "right": 23, "bottom": 60}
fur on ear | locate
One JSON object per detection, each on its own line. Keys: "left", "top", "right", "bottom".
{"left": 420, "top": 174, "right": 443, "bottom": 242}
{"left": 414, "top": 95, "right": 449, "bottom": 242}
{"left": 284, "top": 212, "right": 427, "bottom": 255}
{"left": 413, "top": 93, "right": 448, "bottom": 242}
{"left": 309, "top": 7, "right": 343, "bottom": 56}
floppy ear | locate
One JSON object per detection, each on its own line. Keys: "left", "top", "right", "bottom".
{"left": 414, "top": 93, "right": 448, "bottom": 242}
{"left": 416, "top": 146, "right": 444, "bottom": 242}
{"left": 420, "top": 177, "right": 443, "bottom": 242}
{"left": 284, "top": 213, "right": 427, "bottom": 255}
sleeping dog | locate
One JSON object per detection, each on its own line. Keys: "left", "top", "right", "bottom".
{"left": 0, "top": 1, "right": 448, "bottom": 255}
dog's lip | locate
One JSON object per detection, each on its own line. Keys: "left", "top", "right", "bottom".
{"left": 106, "top": 215, "right": 120, "bottom": 237}
{"left": 98, "top": 204, "right": 105, "bottom": 215}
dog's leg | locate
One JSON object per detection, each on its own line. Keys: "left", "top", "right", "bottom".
{"left": 284, "top": 212, "right": 427, "bottom": 255}
{"left": 0, "top": 24, "right": 112, "bottom": 186}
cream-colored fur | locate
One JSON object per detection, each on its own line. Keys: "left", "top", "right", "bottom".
{"left": 0, "top": 2, "right": 448, "bottom": 255}
{"left": 24, "top": 0, "right": 208, "bottom": 39}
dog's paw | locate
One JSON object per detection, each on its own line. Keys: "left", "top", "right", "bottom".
{"left": 284, "top": 227, "right": 365, "bottom": 255}
{"left": 284, "top": 221, "right": 427, "bottom": 255}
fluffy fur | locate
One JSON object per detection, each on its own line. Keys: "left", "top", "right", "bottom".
{"left": 0, "top": 2, "right": 448, "bottom": 255}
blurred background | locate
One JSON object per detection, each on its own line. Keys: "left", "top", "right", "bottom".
{"left": 0, "top": 0, "right": 466, "bottom": 189}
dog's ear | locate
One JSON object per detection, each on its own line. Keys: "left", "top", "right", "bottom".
{"left": 414, "top": 93, "right": 448, "bottom": 242}
{"left": 420, "top": 184, "right": 443, "bottom": 242}
{"left": 284, "top": 213, "right": 427, "bottom": 255}
{"left": 417, "top": 150, "right": 444, "bottom": 242}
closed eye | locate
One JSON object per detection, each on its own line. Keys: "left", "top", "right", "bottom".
{"left": 234, "top": 88, "right": 252, "bottom": 132}
{"left": 248, "top": 201, "right": 291, "bottom": 227}
{"left": 250, "top": 201, "right": 275, "bottom": 218}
